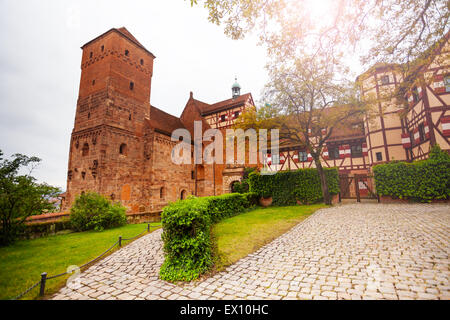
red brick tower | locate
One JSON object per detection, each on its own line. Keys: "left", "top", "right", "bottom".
{"left": 64, "top": 27, "right": 155, "bottom": 210}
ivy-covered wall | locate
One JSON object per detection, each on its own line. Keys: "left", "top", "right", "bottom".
{"left": 248, "top": 168, "right": 340, "bottom": 205}
{"left": 373, "top": 145, "right": 450, "bottom": 202}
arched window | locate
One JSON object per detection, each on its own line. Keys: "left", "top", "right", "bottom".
{"left": 82, "top": 143, "right": 89, "bottom": 156}
{"left": 160, "top": 187, "right": 165, "bottom": 199}
{"left": 180, "top": 190, "right": 187, "bottom": 200}
{"left": 119, "top": 143, "right": 127, "bottom": 156}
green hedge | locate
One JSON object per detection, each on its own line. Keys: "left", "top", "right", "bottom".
{"left": 373, "top": 145, "right": 450, "bottom": 202}
{"left": 159, "top": 193, "right": 256, "bottom": 282}
{"left": 248, "top": 168, "right": 340, "bottom": 205}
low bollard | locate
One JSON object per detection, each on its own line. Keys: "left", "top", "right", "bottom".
{"left": 147, "top": 224, "right": 150, "bottom": 232}
{"left": 118, "top": 235, "right": 122, "bottom": 247}
{"left": 39, "top": 272, "right": 47, "bottom": 296}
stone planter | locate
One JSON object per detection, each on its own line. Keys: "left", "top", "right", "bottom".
{"left": 259, "top": 197, "right": 273, "bottom": 207}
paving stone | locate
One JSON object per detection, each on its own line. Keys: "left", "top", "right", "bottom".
{"left": 51, "top": 205, "right": 449, "bottom": 301}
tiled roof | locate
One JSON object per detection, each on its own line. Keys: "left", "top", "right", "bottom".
{"left": 199, "top": 93, "right": 253, "bottom": 115}
{"left": 81, "top": 27, "right": 156, "bottom": 58}
{"left": 146, "top": 106, "right": 186, "bottom": 136}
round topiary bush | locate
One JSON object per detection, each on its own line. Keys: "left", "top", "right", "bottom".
{"left": 70, "top": 192, "right": 127, "bottom": 231}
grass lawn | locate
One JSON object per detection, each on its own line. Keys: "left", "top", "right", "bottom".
{"left": 212, "top": 204, "right": 327, "bottom": 271}
{"left": 0, "top": 222, "right": 161, "bottom": 300}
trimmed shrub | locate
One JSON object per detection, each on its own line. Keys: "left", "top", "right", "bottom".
{"left": 160, "top": 197, "right": 212, "bottom": 282}
{"left": 374, "top": 145, "right": 450, "bottom": 202}
{"left": 231, "top": 180, "right": 249, "bottom": 193}
{"left": 70, "top": 192, "right": 127, "bottom": 231}
{"left": 204, "top": 193, "right": 249, "bottom": 223}
{"left": 248, "top": 168, "right": 340, "bottom": 205}
{"left": 160, "top": 192, "right": 255, "bottom": 282}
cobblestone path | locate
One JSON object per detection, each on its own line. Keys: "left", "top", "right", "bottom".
{"left": 52, "top": 203, "right": 450, "bottom": 300}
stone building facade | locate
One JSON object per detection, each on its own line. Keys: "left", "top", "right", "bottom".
{"left": 64, "top": 28, "right": 449, "bottom": 211}
{"left": 64, "top": 28, "right": 254, "bottom": 212}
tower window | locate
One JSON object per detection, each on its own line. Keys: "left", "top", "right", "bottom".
{"left": 351, "top": 144, "right": 363, "bottom": 157}
{"left": 82, "top": 143, "right": 89, "bottom": 156}
{"left": 160, "top": 187, "right": 165, "bottom": 199}
{"left": 418, "top": 123, "right": 426, "bottom": 142}
{"left": 380, "top": 75, "right": 389, "bottom": 85}
{"left": 101, "top": 45, "right": 104, "bottom": 52}
{"left": 376, "top": 152, "right": 382, "bottom": 162}
{"left": 92, "top": 80, "right": 95, "bottom": 86}
{"left": 119, "top": 143, "right": 128, "bottom": 156}
{"left": 412, "top": 86, "right": 419, "bottom": 102}
{"left": 89, "top": 52, "right": 93, "bottom": 59}
{"left": 140, "top": 59, "right": 144, "bottom": 65}
{"left": 129, "top": 82, "right": 134, "bottom": 90}
{"left": 129, "top": 114, "right": 132, "bottom": 121}
{"left": 328, "top": 147, "right": 339, "bottom": 160}
{"left": 125, "top": 50, "right": 129, "bottom": 56}
{"left": 299, "top": 151, "right": 308, "bottom": 162}
{"left": 88, "top": 112, "right": 91, "bottom": 119}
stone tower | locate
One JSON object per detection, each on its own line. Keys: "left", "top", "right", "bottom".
{"left": 64, "top": 27, "right": 156, "bottom": 209}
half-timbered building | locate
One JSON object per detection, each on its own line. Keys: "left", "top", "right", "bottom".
{"left": 64, "top": 28, "right": 449, "bottom": 211}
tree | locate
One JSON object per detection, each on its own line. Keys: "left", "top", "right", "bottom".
{"left": 189, "top": 0, "right": 449, "bottom": 67}
{"left": 0, "top": 150, "right": 61, "bottom": 245}
{"left": 235, "top": 52, "right": 369, "bottom": 204}
{"left": 190, "top": 0, "right": 448, "bottom": 204}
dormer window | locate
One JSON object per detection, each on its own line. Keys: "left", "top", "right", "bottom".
{"left": 412, "top": 86, "right": 419, "bottom": 102}
{"left": 125, "top": 50, "right": 129, "bottom": 56}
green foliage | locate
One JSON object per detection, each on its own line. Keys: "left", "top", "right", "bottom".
{"left": 0, "top": 150, "right": 61, "bottom": 246}
{"left": 204, "top": 193, "right": 250, "bottom": 223}
{"left": 70, "top": 192, "right": 127, "bottom": 232}
{"left": 374, "top": 145, "right": 450, "bottom": 202}
{"left": 159, "top": 193, "right": 255, "bottom": 282}
{"left": 230, "top": 180, "right": 249, "bottom": 193}
{"left": 248, "top": 168, "right": 339, "bottom": 205}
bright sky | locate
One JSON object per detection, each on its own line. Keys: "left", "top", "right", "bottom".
{"left": 0, "top": 0, "right": 269, "bottom": 190}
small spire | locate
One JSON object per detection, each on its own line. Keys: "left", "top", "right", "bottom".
{"left": 190, "top": 91, "right": 193, "bottom": 99}
{"left": 232, "top": 77, "right": 241, "bottom": 99}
